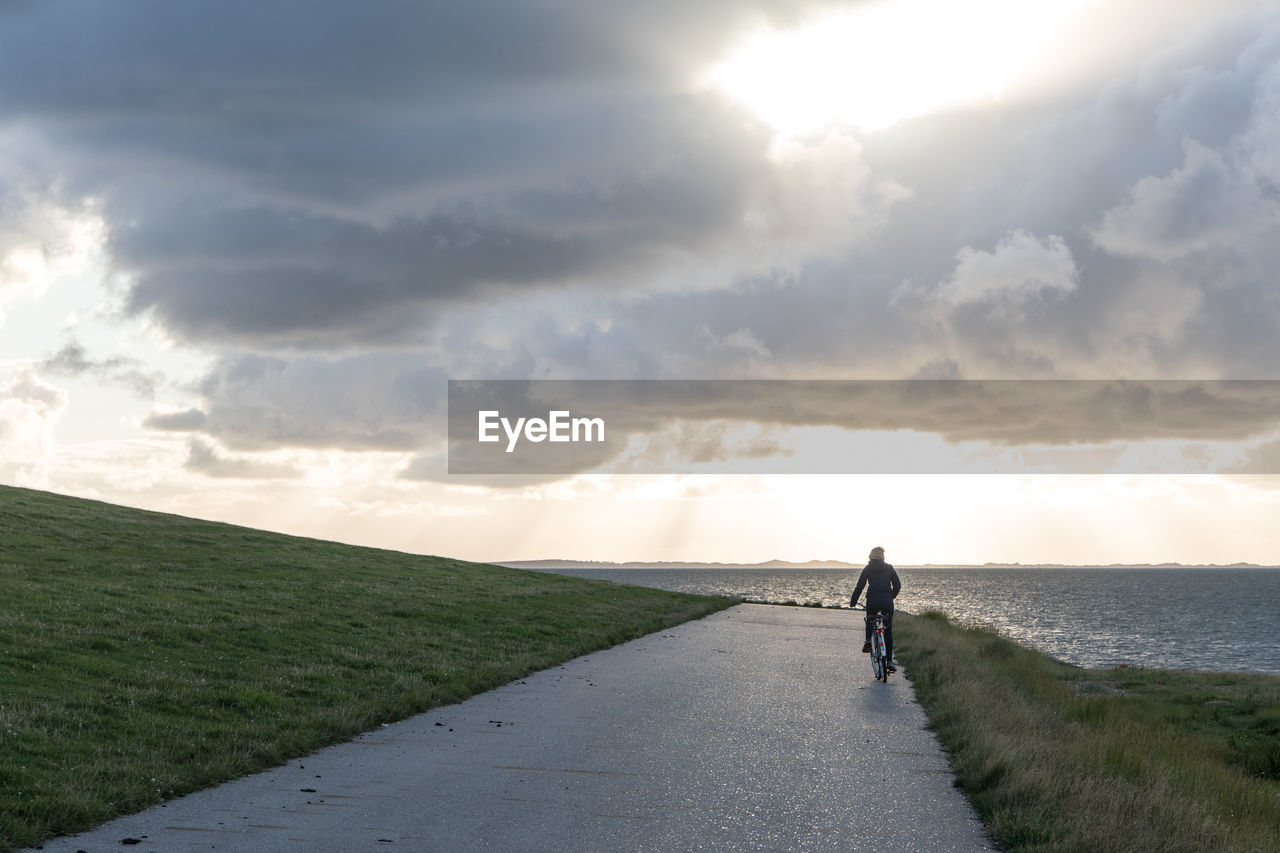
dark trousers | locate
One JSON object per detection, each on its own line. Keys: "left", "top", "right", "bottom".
{"left": 865, "top": 607, "right": 894, "bottom": 659}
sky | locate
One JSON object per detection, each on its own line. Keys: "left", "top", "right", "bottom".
{"left": 3, "top": 0, "right": 1280, "bottom": 565}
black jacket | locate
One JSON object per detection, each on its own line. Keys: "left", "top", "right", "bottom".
{"left": 850, "top": 559, "right": 901, "bottom": 610}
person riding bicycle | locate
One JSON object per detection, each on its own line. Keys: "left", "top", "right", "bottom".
{"left": 850, "top": 546, "right": 902, "bottom": 673}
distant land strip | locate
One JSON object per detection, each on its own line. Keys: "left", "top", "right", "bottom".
{"left": 500, "top": 559, "right": 1274, "bottom": 570}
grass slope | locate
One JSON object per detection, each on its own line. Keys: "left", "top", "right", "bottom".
{"left": 0, "top": 486, "right": 733, "bottom": 851}
{"left": 897, "top": 611, "right": 1280, "bottom": 853}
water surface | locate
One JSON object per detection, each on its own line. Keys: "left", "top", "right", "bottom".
{"left": 531, "top": 566, "right": 1280, "bottom": 674}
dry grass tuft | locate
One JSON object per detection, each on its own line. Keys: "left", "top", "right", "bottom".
{"left": 897, "top": 610, "right": 1280, "bottom": 853}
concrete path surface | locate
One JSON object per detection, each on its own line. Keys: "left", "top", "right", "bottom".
{"left": 31, "top": 604, "right": 996, "bottom": 852}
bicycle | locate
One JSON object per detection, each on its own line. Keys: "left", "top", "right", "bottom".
{"left": 852, "top": 604, "right": 891, "bottom": 682}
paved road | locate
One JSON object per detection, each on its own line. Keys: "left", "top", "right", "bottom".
{"left": 32, "top": 605, "right": 996, "bottom": 852}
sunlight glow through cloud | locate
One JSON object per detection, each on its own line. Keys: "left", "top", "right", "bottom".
{"left": 707, "top": 0, "right": 1099, "bottom": 134}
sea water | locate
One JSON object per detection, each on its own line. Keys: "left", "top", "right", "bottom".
{"left": 532, "top": 566, "right": 1280, "bottom": 674}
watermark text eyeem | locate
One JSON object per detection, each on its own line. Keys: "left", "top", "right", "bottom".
{"left": 478, "top": 410, "right": 606, "bottom": 453}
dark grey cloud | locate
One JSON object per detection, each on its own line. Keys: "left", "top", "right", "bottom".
{"left": 100, "top": 83, "right": 785, "bottom": 346}
{"left": 1, "top": 0, "right": 857, "bottom": 349}
{"left": 118, "top": 208, "right": 598, "bottom": 345}
{"left": 0, "top": 0, "right": 828, "bottom": 123}
{"left": 0, "top": 1, "right": 633, "bottom": 118}
{"left": 93, "top": 92, "right": 803, "bottom": 347}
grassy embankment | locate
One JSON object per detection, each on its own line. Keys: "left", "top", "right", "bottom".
{"left": 0, "top": 485, "right": 734, "bottom": 851}
{"left": 895, "top": 610, "right": 1280, "bottom": 853}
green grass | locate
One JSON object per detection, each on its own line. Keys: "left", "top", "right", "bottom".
{"left": 896, "top": 610, "right": 1280, "bottom": 853}
{"left": 0, "top": 485, "right": 734, "bottom": 851}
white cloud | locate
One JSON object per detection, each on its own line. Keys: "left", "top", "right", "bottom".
{"left": 1235, "top": 57, "right": 1280, "bottom": 186}
{"left": 701, "top": 325, "right": 772, "bottom": 361}
{"left": 0, "top": 191, "right": 105, "bottom": 327}
{"left": 933, "top": 229, "right": 1079, "bottom": 307}
{"left": 747, "top": 133, "right": 910, "bottom": 259}
{"left": 1089, "top": 140, "right": 1274, "bottom": 261}
{"left": 0, "top": 363, "right": 67, "bottom": 487}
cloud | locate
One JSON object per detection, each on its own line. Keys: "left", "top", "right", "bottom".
{"left": 0, "top": 0, "right": 1240, "bottom": 376}
{"left": 1232, "top": 46, "right": 1280, "bottom": 185}
{"left": 1227, "top": 437, "right": 1280, "bottom": 474}
{"left": 39, "top": 338, "right": 163, "bottom": 397}
{"left": 143, "top": 408, "right": 208, "bottom": 432}
{"left": 746, "top": 133, "right": 910, "bottom": 256}
{"left": 99, "top": 110, "right": 905, "bottom": 349}
{"left": 0, "top": 0, "right": 909, "bottom": 350}
{"left": 0, "top": 187, "right": 104, "bottom": 326}
{"left": 855, "top": 10, "right": 1280, "bottom": 380}
{"left": 0, "top": 363, "right": 67, "bottom": 487}
{"left": 5, "top": 0, "right": 1280, "bottom": 475}
{"left": 183, "top": 437, "right": 302, "bottom": 480}
{"left": 885, "top": 230, "right": 1083, "bottom": 377}
{"left": 144, "top": 353, "right": 448, "bottom": 451}
{"left": 1089, "top": 141, "right": 1274, "bottom": 261}
{"left": 702, "top": 326, "right": 773, "bottom": 361}
{"left": 1074, "top": 45, "right": 1280, "bottom": 376}
{"left": 931, "top": 229, "right": 1078, "bottom": 307}
{"left": 115, "top": 206, "right": 603, "bottom": 346}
